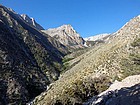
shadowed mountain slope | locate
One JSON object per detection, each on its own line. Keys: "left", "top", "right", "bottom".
{"left": 0, "top": 5, "right": 69, "bottom": 104}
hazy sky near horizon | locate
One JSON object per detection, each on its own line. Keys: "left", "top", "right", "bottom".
{"left": 1, "top": 0, "right": 140, "bottom": 37}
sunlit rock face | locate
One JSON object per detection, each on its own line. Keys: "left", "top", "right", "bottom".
{"left": 42, "top": 24, "right": 85, "bottom": 50}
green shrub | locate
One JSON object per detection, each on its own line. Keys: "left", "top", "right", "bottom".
{"left": 61, "top": 62, "right": 70, "bottom": 73}
{"left": 62, "top": 57, "right": 74, "bottom": 63}
{"left": 131, "top": 38, "right": 140, "bottom": 47}
{"left": 61, "top": 57, "right": 74, "bottom": 73}
{"left": 120, "top": 54, "right": 140, "bottom": 78}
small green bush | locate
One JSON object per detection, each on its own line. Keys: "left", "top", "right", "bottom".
{"left": 131, "top": 38, "right": 140, "bottom": 47}
{"left": 120, "top": 54, "right": 140, "bottom": 78}
{"left": 62, "top": 57, "right": 74, "bottom": 63}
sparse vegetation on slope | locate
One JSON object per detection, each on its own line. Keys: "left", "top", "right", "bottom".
{"left": 33, "top": 75, "right": 110, "bottom": 105}
{"left": 120, "top": 38, "right": 140, "bottom": 78}
{"left": 32, "top": 16, "right": 140, "bottom": 105}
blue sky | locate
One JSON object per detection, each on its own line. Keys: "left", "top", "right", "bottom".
{"left": 1, "top": 0, "right": 140, "bottom": 37}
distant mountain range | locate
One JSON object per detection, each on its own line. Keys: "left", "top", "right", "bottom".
{"left": 20, "top": 13, "right": 113, "bottom": 49}
{"left": 84, "top": 33, "right": 112, "bottom": 47}
{"left": 84, "top": 33, "right": 110, "bottom": 41}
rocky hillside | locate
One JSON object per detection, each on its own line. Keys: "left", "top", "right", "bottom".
{"left": 0, "top": 5, "right": 69, "bottom": 105}
{"left": 85, "top": 75, "right": 140, "bottom": 105}
{"left": 21, "top": 14, "right": 44, "bottom": 30}
{"left": 42, "top": 24, "right": 85, "bottom": 50}
{"left": 32, "top": 15, "right": 140, "bottom": 105}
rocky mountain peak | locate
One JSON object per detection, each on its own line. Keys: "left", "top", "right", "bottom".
{"left": 113, "top": 15, "right": 140, "bottom": 39}
{"left": 42, "top": 24, "right": 85, "bottom": 49}
{"left": 58, "top": 24, "right": 79, "bottom": 37}
{"left": 21, "top": 14, "right": 44, "bottom": 30}
{"left": 21, "top": 14, "right": 29, "bottom": 20}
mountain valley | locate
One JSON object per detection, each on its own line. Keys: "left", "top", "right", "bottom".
{"left": 0, "top": 4, "right": 140, "bottom": 105}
